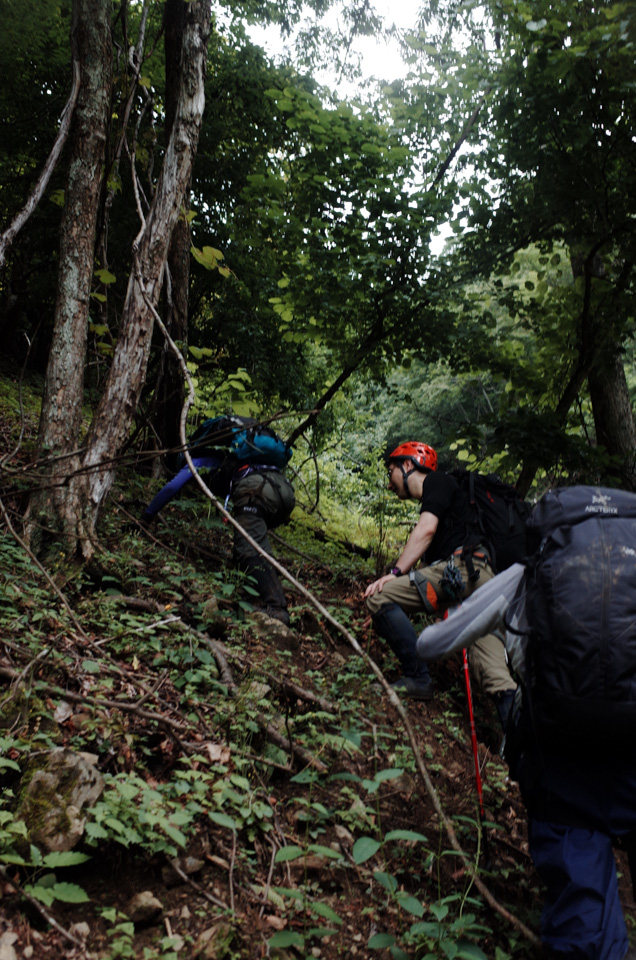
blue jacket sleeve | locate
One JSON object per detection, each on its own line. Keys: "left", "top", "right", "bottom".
{"left": 142, "top": 456, "right": 222, "bottom": 518}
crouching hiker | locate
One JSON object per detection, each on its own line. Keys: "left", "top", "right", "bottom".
{"left": 142, "top": 416, "right": 295, "bottom": 625}
{"left": 364, "top": 441, "right": 516, "bottom": 724}
{"left": 417, "top": 484, "right": 636, "bottom": 960}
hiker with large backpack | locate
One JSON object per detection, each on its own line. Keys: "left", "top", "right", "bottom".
{"left": 417, "top": 484, "right": 636, "bottom": 960}
{"left": 364, "top": 441, "right": 519, "bottom": 723}
{"left": 141, "top": 415, "right": 295, "bottom": 625}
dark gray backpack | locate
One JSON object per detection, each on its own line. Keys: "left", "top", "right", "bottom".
{"left": 523, "top": 485, "right": 636, "bottom": 743}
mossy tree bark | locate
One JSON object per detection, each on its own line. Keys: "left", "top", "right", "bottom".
{"left": 28, "top": 0, "right": 210, "bottom": 560}
{"left": 150, "top": 0, "right": 193, "bottom": 476}
{"left": 27, "top": 0, "right": 112, "bottom": 556}
{"left": 78, "top": 0, "right": 210, "bottom": 555}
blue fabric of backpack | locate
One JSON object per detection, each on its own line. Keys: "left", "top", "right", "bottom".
{"left": 176, "top": 415, "right": 291, "bottom": 471}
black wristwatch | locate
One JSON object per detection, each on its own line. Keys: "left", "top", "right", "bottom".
{"left": 389, "top": 566, "right": 402, "bottom": 577}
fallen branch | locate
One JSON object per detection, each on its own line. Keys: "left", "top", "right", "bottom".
{"left": 170, "top": 859, "right": 230, "bottom": 911}
{"left": 196, "top": 632, "right": 336, "bottom": 713}
{"left": 255, "top": 713, "right": 328, "bottom": 774}
{"left": 204, "top": 639, "right": 237, "bottom": 695}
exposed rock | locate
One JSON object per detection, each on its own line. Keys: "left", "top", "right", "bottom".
{"left": 248, "top": 612, "right": 301, "bottom": 651}
{"left": 127, "top": 890, "right": 163, "bottom": 924}
{"left": 17, "top": 749, "right": 104, "bottom": 852}
{"left": 0, "top": 932, "right": 18, "bottom": 960}
{"left": 192, "top": 920, "right": 237, "bottom": 959}
{"left": 68, "top": 922, "right": 90, "bottom": 942}
{"left": 201, "top": 597, "right": 226, "bottom": 631}
{"left": 244, "top": 680, "right": 271, "bottom": 702}
{"left": 334, "top": 824, "right": 354, "bottom": 846}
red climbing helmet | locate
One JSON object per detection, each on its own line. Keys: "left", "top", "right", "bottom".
{"left": 388, "top": 441, "right": 438, "bottom": 472}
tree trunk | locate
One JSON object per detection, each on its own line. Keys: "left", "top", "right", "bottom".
{"left": 27, "top": 0, "right": 112, "bottom": 553}
{"left": 588, "top": 350, "right": 636, "bottom": 490}
{"left": 517, "top": 244, "right": 636, "bottom": 496}
{"left": 77, "top": 0, "right": 210, "bottom": 551}
{"left": 151, "top": 0, "right": 192, "bottom": 474}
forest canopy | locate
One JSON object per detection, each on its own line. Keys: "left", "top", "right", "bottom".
{"left": 0, "top": 0, "right": 634, "bottom": 543}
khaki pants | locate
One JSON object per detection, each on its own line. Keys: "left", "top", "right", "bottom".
{"left": 366, "top": 555, "right": 515, "bottom": 696}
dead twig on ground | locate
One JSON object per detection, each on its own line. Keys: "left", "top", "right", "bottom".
{"left": 254, "top": 713, "right": 328, "bottom": 774}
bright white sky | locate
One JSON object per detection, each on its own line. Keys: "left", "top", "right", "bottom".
{"left": 248, "top": 0, "right": 454, "bottom": 253}
{"left": 249, "top": 0, "right": 424, "bottom": 98}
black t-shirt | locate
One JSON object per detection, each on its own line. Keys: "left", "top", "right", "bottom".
{"left": 419, "top": 471, "right": 470, "bottom": 563}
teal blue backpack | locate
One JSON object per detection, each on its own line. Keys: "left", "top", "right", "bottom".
{"left": 176, "top": 415, "right": 291, "bottom": 471}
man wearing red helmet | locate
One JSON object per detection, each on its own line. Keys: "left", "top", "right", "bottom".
{"left": 364, "top": 442, "right": 516, "bottom": 721}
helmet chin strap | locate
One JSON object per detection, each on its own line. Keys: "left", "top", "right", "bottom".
{"left": 399, "top": 464, "right": 418, "bottom": 496}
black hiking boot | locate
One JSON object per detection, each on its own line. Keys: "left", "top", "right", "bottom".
{"left": 392, "top": 675, "right": 434, "bottom": 701}
{"left": 372, "top": 603, "right": 434, "bottom": 699}
{"left": 240, "top": 556, "right": 290, "bottom": 625}
{"left": 261, "top": 605, "right": 291, "bottom": 626}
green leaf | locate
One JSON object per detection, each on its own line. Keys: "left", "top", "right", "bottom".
{"left": 374, "top": 768, "right": 404, "bottom": 783}
{"left": 0, "top": 758, "right": 21, "bottom": 772}
{"left": 268, "top": 931, "right": 304, "bottom": 947}
{"left": 362, "top": 779, "right": 379, "bottom": 794}
{"left": 307, "top": 844, "right": 342, "bottom": 860}
{"left": 352, "top": 836, "right": 381, "bottom": 864}
{"left": 430, "top": 903, "right": 449, "bottom": 921}
{"left": 369, "top": 932, "right": 396, "bottom": 948}
{"left": 51, "top": 882, "right": 90, "bottom": 903}
{"left": 457, "top": 945, "right": 488, "bottom": 960}
{"left": 308, "top": 926, "right": 337, "bottom": 938}
{"left": 373, "top": 871, "right": 398, "bottom": 893}
{"left": 395, "top": 892, "right": 424, "bottom": 917}
{"left": 274, "top": 845, "right": 305, "bottom": 862}
{"left": 409, "top": 921, "right": 441, "bottom": 936}
{"left": 43, "top": 851, "right": 91, "bottom": 868}
{"left": 384, "top": 829, "right": 428, "bottom": 843}
{"left": 94, "top": 268, "right": 116, "bottom": 285}
{"left": 208, "top": 810, "right": 238, "bottom": 831}
{"left": 389, "top": 947, "right": 409, "bottom": 960}
{"left": 307, "top": 901, "right": 342, "bottom": 924}
{"left": 81, "top": 660, "right": 101, "bottom": 674}
{"left": 29, "top": 845, "right": 43, "bottom": 866}
{"left": 25, "top": 883, "right": 55, "bottom": 906}
{"left": 85, "top": 822, "right": 109, "bottom": 840}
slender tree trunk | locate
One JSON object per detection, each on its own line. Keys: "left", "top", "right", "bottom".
{"left": 0, "top": 60, "right": 81, "bottom": 271}
{"left": 27, "top": 0, "right": 112, "bottom": 553}
{"left": 588, "top": 351, "right": 636, "bottom": 490}
{"left": 517, "top": 244, "right": 636, "bottom": 496}
{"left": 151, "top": 0, "right": 192, "bottom": 473}
{"left": 76, "top": 0, "right": 210, "bottom": 552}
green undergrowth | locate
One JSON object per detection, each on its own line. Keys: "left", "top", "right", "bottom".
{"left": 0, "top": 488, "right": 538, "bottom": 958}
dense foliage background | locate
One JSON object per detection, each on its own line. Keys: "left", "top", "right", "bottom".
{"left": 1, "top": 0, "right": 635, "bottom": 955}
